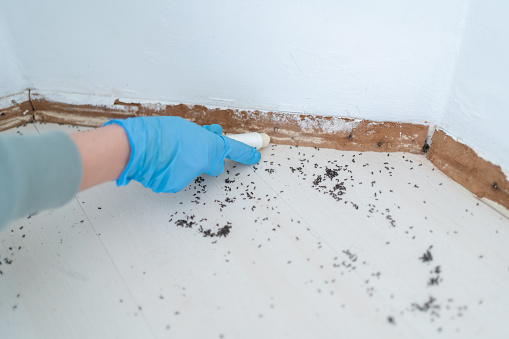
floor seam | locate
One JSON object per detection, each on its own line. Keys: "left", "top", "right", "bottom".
{"left": 74, "top": 195, "right": 158, "bottom": 338}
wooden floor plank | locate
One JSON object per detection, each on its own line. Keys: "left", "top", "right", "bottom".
{"left": 1, "top": 122, "right": 508, "bottom": 338}
{"left": 253, "top": 145, "right": 509, "bottom": 337}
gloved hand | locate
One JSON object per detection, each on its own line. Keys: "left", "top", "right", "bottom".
{"left": 103, "top": 116, "right": 261, "bottom": 193}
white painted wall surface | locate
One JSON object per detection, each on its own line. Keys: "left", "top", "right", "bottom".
{"left": 1, "top": 0, "right": 508, "bottom": 172}
{"left": 0, "top": 1, "right": 469, "bottom": 124}
{"left": 0, "top": 17, "right": 26, "bottom": 98}
{"left": 442, "top": 0, "right": 509, "bottom": 173}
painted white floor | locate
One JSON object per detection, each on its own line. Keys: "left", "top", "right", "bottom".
{"left": 1, "top": 122, "right": 508, "bottom": 339}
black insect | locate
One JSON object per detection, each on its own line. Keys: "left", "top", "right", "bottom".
{"left": 421, "top": 141, "right": 430, "bottom": 153}
{"left": 419, "top": 248, "right": 433, "bottom": 262}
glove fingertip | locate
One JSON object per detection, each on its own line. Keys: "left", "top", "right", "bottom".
{"left": 248, "top": 149, "right": 261, "bottom": 165}
{"left": 223, "top": 136, "right": 262, "bottom": 165}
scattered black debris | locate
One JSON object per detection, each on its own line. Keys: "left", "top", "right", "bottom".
{"left": 0, "top": 142, "right": 489, "bottom": 334}
{"left": 324, "top": 167, "right": 339, "bottom": 180}
{"left": 175, "top": 215, "right": 196, "bottom": 228}
{"left": 313, "top": 175, "right": 323, "bottom": 186}
{"left": 216, "top": 223, "right": 232, "bottom": 237}
{"left": 426, "top": 264, "right": 443, "bottom": 287}
{"left": 419, "top": 247, "right": 433, "bottom": 263}
{"left": 411, "top": 296, "right": 440, "bottom": 317}
{"left": 342, "top": 250, "right": 358, "bottom": 262}
{"left": 428, "top": 276, "right": 440, "bottom": 286}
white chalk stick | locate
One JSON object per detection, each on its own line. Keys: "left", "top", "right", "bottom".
{"left": 226, "top": 132, "right": 270, "bottom": 149}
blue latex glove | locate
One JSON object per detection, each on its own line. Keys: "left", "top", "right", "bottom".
{"left": 104, "top": 116, "right": 261, "bottom": 193}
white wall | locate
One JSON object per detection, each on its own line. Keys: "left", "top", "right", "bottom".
{"left": 442, "top": 0, "right": 509, "bottom": 173}
{"left": 1, "top": 0, "right": 507, "bottom": 171}
{"left": 0, "top": 1, "right": 469, "bottom": 124}
{"left": 0, "top": 17, "right": 27, "bottom": 98}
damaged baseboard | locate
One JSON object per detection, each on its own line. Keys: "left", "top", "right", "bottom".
{"left": 2, "top": 89, "right": 508, "bottom": 212}
{"left": 30, "top": 90, "right": 428, "bottom": 154}
{"left": 0, "top": 91, "right": 35, "bottom": 131}
{"left": 428, "top": 129, "right": 509, "bottom": 211}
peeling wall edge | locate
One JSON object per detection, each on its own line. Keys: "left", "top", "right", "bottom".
{"left": 0, "top": 90, "right": 34, "bottom": 131}
{"left": 428, "top": 129, "right": 509, "bottom": 210}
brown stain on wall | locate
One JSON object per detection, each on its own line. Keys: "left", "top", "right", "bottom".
{"left": 32, "top": 99, "right": 428, "bottom": 154}
{"left": 0, "top": 100, "right": 34, "bottom": 131}
{"left": 428, "top": 129, "right": 509, "bottom": 210}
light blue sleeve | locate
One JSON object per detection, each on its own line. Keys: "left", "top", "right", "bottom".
{"left": 0, "top": 131, "right": 83, "bottom": 229}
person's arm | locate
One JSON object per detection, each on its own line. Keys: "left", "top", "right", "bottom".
{"left": 0, "top": 131, "right": 82, "bottom": 228}
{"left": 70, "top": 124, "right": 131, "bottom": 191}
{"left": 71, "top": 117, "right": 263, "bottom": 193}
{"left": 1, "top": 117, "right": 261, "bottom": 229}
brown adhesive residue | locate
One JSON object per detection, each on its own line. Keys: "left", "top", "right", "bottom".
{"left": 32, "top": 99, "right": 428, "bottom": 154}
{"left": 0, "top": 100, "right": 34, "bottom": 132}
{"left": 428, "top": 129, "right": 509, "bottom": 210}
